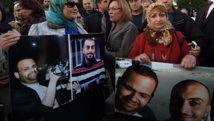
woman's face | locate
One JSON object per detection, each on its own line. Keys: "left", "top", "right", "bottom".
{"left": 15, "top": 5, "right": 24, "bottom": 21}
{"left": 148, "top": 8, "right": 167, "bottom": 30}
{"left": 63, "top": 3, "right": 78, "bottom": 21}
{"left": 21, "top": 8, "right": 33, "bottom": 20}
{"left": 76, "top": 12, "right": 84, "bottom": 25}
{"left": 108, "top": 1, "right": 122, "bottom": 24}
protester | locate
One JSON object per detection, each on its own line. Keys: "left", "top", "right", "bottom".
{"left": 9, "top": 1, "right": 24, "bottom": 32}
{"left": 195, "top": 0, "right": 214, "bottom": 67}
{"left": 81, "top": 0, "right": 98, "bottom": 24}
{"left": 128, "top": 2, "right": 199, "bottom": 69}
{"left": 28, "top": 0, "right": 87, "bottom": 35}
{"left": 0, "top": 3, "right": 19, "bottom": 121}
{"left": 128, "top": 0, "right": 146, "bottom": 33}
{"left": 105, "top": 0, "right": 138, "bottom": 88}
{"left": 19, "top": 0, "right": 46, "bottom": 35}
{"left": 142, "top": 0, "right": 207, "bottom": 56}
{"left": 76, "top": 12, "right": 84, "bottom": 26}
{"left": 84, "top": 0, "right": 111, "bottom": 41}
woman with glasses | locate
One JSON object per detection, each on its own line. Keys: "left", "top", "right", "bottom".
{"left": 28, "top": 0, "right": 87, "bottom": 35}
{"left": 105, "top": 0, "right": 138, "bottom": 88}
{"left": 76, "top": 12, "right": 84, "bottom": 26}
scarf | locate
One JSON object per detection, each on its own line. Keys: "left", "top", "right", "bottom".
{"left": 0, "top": 3, "right": 13, "bottom": 33}
{"left": 144, "top": 2, "right": 174, "bottom": 46}
{"left": 45, "top": 0, "right": 77, "bottom": 30}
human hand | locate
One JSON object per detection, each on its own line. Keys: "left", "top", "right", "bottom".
{"left": 49, "top": 68, "right": 61, "bottom": 83}
{"left": 180, "top": 54, "right": 196, "bottom": 69}
{"left": 135, "top": 53, "right": 151, "bottom": 64}
{"left": 73, "top": 81, "right": 80, "bottom": 90}
{"left": 0, "top": 31, "right": 20, "bottom": 52}
{"left": 188, "top": 43, "right": 200, "bottom": 56}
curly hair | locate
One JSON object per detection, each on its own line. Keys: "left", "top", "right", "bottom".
{"left": 19, "top": 0, "right": 45, "bottom": 19}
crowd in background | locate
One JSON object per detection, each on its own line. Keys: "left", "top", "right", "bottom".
{"left": 0, "top": 0, "right": 214, "bottom": 120}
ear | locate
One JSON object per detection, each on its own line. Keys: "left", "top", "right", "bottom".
{"left": 14, "top": 72, "right": 20, "bottom": 79}
{"left": 204, "top": 104, "right": 211, "bottom": 117}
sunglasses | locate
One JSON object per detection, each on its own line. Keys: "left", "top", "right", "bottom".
{"left": 65, "top": 1, "right": 80, "bottom": 8}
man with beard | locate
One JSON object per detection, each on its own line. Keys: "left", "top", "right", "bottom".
{"left": 115, "top": 64, "right": 158, "bottom": 120}
{"left": 12, "top": 57, "right": 60, "bottom": 121}
{"left": 71, "top": 38, "right": 106, "bottom": 94}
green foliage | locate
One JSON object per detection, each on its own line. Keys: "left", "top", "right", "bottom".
{"left": 1, "top": 0, "right": 15, "bottom": 21}
{"left": 177, "top": 0, "right": 207, "bottom": 12}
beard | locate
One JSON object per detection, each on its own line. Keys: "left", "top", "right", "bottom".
{"left": 85, "top": 53, "right": 94, "bottom": 61}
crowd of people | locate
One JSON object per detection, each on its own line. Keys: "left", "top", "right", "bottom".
{"left": 0, "top": 0, "right": 214, "bottom": 120}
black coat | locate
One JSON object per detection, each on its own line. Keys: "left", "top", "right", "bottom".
{"left": 195, "top": 5, "right": 214, "bottom": 67}
{"left": 84, "top": 11, "right": 112, "bottom": 42}
{"left": 11, "top": 84, "right": 51, "bottom": 121}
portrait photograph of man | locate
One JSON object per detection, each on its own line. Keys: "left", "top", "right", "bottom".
{"left": 114, "top": 58, "right": 214, "bottom": 121}
{"left": 68, "top": 34, "right": 106, "bottom": 100}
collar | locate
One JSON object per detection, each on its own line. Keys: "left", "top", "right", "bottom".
{"left": 114, "top": 108, "right": 142, "bottom": 117}
{"left": 81, "top": 57, "right": 97, "bottom": 68}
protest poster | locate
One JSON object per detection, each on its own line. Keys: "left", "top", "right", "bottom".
{"left": 115, "top": 58, "right": 214, "bottom": 121}
{"left": 8, "top": 33, "right": 106, "bottom": 121}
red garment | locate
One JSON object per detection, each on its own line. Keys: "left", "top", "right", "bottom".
{"left": 128, "top": 30, "right": 199, "bottom": 65}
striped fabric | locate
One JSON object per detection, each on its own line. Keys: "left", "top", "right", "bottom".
{"left": 72, "top": 59, "right": 106, "bottom": 94}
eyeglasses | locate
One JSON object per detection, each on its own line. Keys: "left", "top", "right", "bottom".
{"left": 65, "top": 1, "right": 80, "bottom": 8}
{"left": 107, "top": 7, "right": 121, "bottom": 11}
{"left": 77, "top": 16, "right": 82, "bottom": 19}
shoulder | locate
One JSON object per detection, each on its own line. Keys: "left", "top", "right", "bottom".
{"left": 174, "top": 9, "right": 193, "bottom": 22}
{"left": 170, "top": 30, "right": 184, "bottom": 37}
{"left": 31, "top": 21, "right": 48, "bottom": 28}
{"left": 96, "top": 59, "right": 104, "bottom": 64}
{"left": 123, "top": 22, "right": 138, "bottom": 31}
{"left": 77, "top": 23, "right": 88, "bottom": 34}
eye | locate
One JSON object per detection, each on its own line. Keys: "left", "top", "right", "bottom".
{"left": 160, "top": 13, "right": 166, "bottom": 17}
{"left": 189, "top": 100, "right": 201, "bottom": 107}
{"left": 123, "top": 84, "right": 133, "bottom": 91}
{"left": 140, "top": 93, "right": 149, "bottom": 98}
{"left": 86, "top": 46, "right": 90, "bottom": 50}
{"left": 150, "top": 14, "right": 156, "bottom": 18}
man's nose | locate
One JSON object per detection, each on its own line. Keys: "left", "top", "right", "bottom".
{"left": 130, "top": 92, "right": 139, "bottom": 102}
{"left": 181, "top": 102, "right": 191, "bottom": 114}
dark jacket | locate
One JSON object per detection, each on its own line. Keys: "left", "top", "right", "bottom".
{"left": 11, "top": 84, "right": 51, "bottom": 121}
{"left": 195, "top": 5, "right": 214, "bottom": 67}
{"left": 170, "top": 7, "right": 206, "bottom": 48}
{"left": 84, "top": 11, "right": 112, "bottom": 41}
{"left": 81, "top": 8, "right": 98, "bottom": 25}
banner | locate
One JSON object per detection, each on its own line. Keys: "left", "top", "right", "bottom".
{"left": 115, "top": 58, "right": 214, "bottom": 121}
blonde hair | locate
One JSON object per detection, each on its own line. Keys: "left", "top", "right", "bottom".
{"left": 108, "top": 0, "right": 132, "bottom": 22}
{"left": 146, "top": 2, "right": 168, "bottom": 24}
{"left": 13, "top": 2, "right": 20, "bottom": 21}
